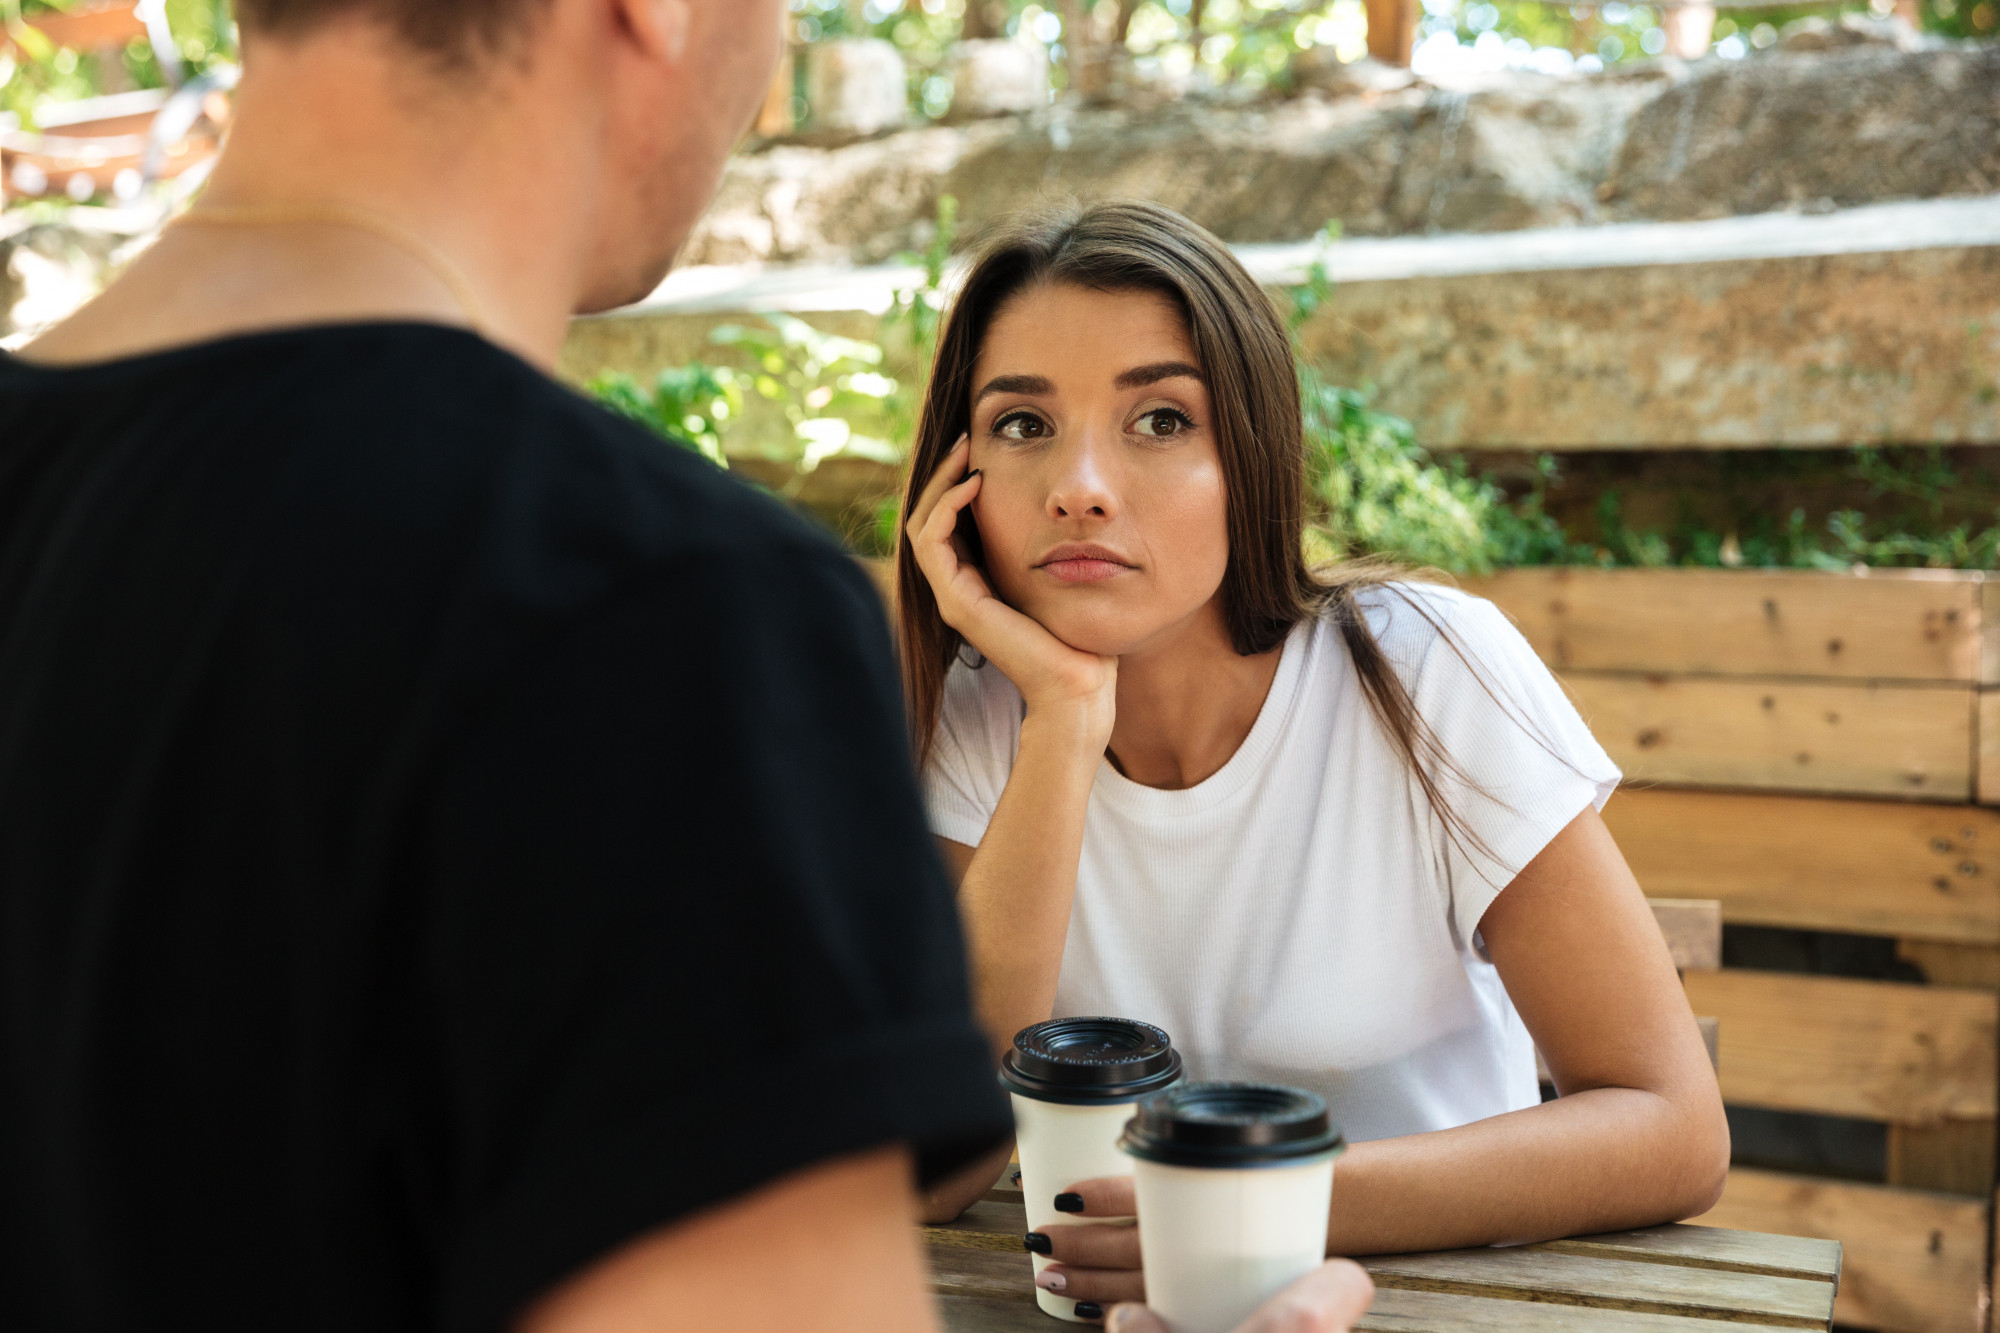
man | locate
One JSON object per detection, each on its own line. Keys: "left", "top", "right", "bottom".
{"left": 0, "top": 2, "right": 1372, "bottom": 1329}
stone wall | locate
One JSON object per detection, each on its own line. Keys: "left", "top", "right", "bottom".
{"left": 682, "top": 37, "right": 2000, "bottom": 269}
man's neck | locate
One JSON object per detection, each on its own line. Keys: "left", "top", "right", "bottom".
{"left": 20, "top": 25, "right": 601, "bottom": 371}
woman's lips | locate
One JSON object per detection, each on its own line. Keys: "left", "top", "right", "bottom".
{"left": 1041, "top": 557, "right": 1130, "bottom": 584}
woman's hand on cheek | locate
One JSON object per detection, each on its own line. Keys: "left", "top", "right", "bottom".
{"left": 1028, "top": 1176, "right": 1145, "bottom": 1310}
{"left": 908, "top": 437, "right": 1118, "bottom": 748}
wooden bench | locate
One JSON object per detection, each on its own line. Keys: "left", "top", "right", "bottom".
{"left": 1464, "top": 566, "right": 2000, "bottom": 1333}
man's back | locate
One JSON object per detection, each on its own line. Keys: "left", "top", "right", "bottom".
{"left": 0, "top": 324, "right": 1004, "bottom": 1330}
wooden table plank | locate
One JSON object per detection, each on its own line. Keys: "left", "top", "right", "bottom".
{"left": 1357, "top": 1287, "right": 1806, "bottom": 1332}
{"left": 1360, "top": 1248, "right": 1834, "bottom": 1328}
{"left": 1537, "top": 1224, "right": 1841, "bottom": 1285}
{"left": 929, "top": 1197, "right": 1838, "bottom": 1330}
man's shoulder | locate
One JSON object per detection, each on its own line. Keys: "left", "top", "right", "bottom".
{"left": 284, "top": 324, "right": 844, "bottom": 580}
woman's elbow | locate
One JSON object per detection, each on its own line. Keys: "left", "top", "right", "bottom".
{"left": 1672, "top": 1095, "right": 1732, "bottom": 1220}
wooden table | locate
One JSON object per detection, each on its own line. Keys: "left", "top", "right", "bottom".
{"left": 925, "top": 1187, "right": 1842, "bottom": 1331}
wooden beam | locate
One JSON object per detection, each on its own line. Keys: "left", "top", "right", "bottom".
{"left": 1568, "top": 673, "right": 1973, "bottom": 801}
{"left": 1604, "top": 789, "right": 2000, "bottom": 945}
{"left": 1696, "top": 1167, "right": 1988, "bottom": 1333}
{"left": 1363, "top": 0, "right": 1417, "bottom": 64}
{"left": 1467, "top": 568, "right": 1988, "bottom": 685}
{"left": 1886, "top": 1120, "right": 1996, "bottom": 1197}
{"left": 1682, "top": 969, "right": 1999, "bottom": 1123}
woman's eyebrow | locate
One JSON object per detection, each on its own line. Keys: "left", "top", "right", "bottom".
{"left": 1114, "top": 361, "right": 1204, "bottom": 390}
{"left": 972, "top": 373, "right": 1055, "bottom": 405}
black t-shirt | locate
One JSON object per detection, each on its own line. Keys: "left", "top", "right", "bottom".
{"left": 0, "top": 324, "right": 1007, "bottom": 1332}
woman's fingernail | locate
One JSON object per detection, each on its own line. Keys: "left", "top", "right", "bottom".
{"left": 1010, "top": 1169, "right": 1023, "bottom": 1186}
{"left": 1036, "top": 1269, "right": 1068, "bottom": 1293}
{"left": 1054, "top": 1192, "right": 1085, "bottom": 1213}
{"left": 1024, "top": 1232, "right": 1053, "bottom": 1255}
{"left": 965, "top": 468, "right": 981, "bottom": 482}
{"left": 1075, "top": 1302, "right": 1104, "bottom": 1320}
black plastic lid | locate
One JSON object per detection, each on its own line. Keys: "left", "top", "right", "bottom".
{"left": 998, "top": 1017, "right": 1183, "bottom": 1105}
{"left": 1119, "top": 1082, "right": 1346, "bottom": 1168}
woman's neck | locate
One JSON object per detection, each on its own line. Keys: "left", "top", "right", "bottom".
{"left": 1106, "top": 602, "right": 1287, "bottom": 791}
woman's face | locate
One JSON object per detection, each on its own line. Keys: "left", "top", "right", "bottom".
{"left": 967, "top": 282, "right": 1231, "bottom": 659}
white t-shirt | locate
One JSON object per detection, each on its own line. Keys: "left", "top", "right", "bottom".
{"left": 922, "top": 583, "right": 1621, "bottom": 1144}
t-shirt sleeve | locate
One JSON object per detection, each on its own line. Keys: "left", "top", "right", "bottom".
{"left": 1402, "top": 593, "right": 1622, "bottom": 950}
{"left": 418, "top": 542, "right": 1010, "bottom": 1333}
{"left": 920, "top": 662, "right": 1016, "bottom": 849}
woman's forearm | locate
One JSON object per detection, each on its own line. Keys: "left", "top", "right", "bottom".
{"left": 958, "top": 705, "right": 1105, "bottom": 1058}
{"left": 1325, "top": 1088, "right": 1729, "bottom": 1255}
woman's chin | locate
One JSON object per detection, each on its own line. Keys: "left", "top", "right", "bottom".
{"left": 1034, "top": 615, "right": 1155, "bottom": 660}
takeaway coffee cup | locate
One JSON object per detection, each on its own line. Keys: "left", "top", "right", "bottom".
{"left": 1119, "top": 1082, "right": 1346, "bottom": 1333}
{"left": 1001, "top": 1017, "right": 1184, "bottom": 1322}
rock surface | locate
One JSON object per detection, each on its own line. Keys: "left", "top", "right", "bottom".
{"left": 805, "top": 38, "right": 908, "bottom": 137}
{"left": 944, "top": 39, "right": 1048, "bottom": 120}
{"left": 683, "top": 39, "right": 2000, "bottom": 268}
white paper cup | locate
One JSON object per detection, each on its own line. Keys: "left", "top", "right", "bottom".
{"left": 1001, "top": 1017, "right": 1184, "bottom": 1322}
{"left": 1120, "top": 1083, "right": 1346, "bottom": 1333}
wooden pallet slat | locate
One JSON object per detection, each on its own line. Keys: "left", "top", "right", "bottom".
{"left": 1696, "top": 1167, "right": 1987, "bottom": 1333}
{"left": 1604, "top": 789, "right": 2000, "bottom": 944}
{"left": 1467, "top": 568, "right": 1988, "bottom": 684}
{"left": 1886, "top": 1120, "right": 1999, "bottom": 1196}
{"left": 1683, "top": 969, "right": 1998, "bottom": 1123}
{"left": 1566, "top": 674, "right": 1974, "bottom": 801}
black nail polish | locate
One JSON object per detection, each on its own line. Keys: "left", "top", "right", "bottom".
{"left": 1075, "top": 1302, "right": 1104, "bottom": 1320}
{"left": 1023, "top": 1232, "right": 1053, "bottom": 1255}
{"left": 1010, "top": 1169, "right": 1023, "bottom": 1186}
{"left": 1054, "top": 1192, "right": 1086, "bottom": 1213}
{"left": 965, "top": 468, "right": 982, "bottom": 482}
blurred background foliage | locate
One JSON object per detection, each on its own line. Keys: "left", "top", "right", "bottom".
{"left": 2, "top": 1, "right": 236, "bottom": 127}
{"left": 778, "top": 0, "right": 1986, "bottom": 120}
{"left": 3, "top": 0, "right": 1987, "bottom": 135}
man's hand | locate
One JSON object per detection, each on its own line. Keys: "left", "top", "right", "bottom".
{"left": 1105, "top": 1261, "right": 1374, "bottom": 1333}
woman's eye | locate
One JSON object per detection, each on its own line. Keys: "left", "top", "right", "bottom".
{"left": 1133, "top": 408, "right": 1193, "bottom": 438}
{"left": 994, "top": 412, "right": 1048, "bottom": 440}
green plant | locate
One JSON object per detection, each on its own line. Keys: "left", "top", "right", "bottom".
{"left": 1288, "top": 227, "right": 1583, "bottom": 574}
{"left": 588, "top": 362, "right": 742, "bottom": 468}
{"left": 710, "top": 312, "right": 903, "bottom": 481}
{"left": 1299, "top": 367, "right": 1584, "bottom": 574}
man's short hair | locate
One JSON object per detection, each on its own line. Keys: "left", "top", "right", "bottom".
{"left": 235, "top": 0, "right": 548, "bottom": 61}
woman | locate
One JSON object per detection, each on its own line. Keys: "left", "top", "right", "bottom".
{"left": 899, "top": 200, "right": 1729, "bottom": 1310}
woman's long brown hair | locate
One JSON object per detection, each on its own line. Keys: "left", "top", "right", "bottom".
{"left": 895, "top": 200, "right": 1505, "bottom": 861}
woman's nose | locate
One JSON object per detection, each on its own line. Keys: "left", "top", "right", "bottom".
{"left": 1046, "top": 434, "right": 1119, "bottom": 522}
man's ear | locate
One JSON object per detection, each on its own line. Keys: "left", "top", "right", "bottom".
{"left": 614, "top": 0, "right": 692, "bottom": 62}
